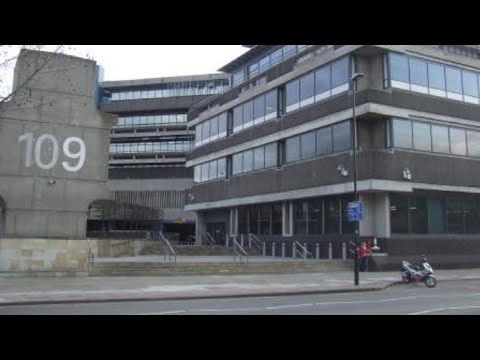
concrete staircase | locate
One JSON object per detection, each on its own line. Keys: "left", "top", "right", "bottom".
{"left": 139, "top": 244, "right": 261, "bottom": 256}
{"left": 89, "top": 258, "right": 353, "bottom": 276}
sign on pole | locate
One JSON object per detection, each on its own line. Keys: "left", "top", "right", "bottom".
{"left": 348, "top": 201, "right": 363, "bottom": 222}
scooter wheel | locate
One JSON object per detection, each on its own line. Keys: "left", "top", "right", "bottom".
{"left": 425, "top": 275, "right": 437, "bottom": 288}
{"left": 402, "top": 274, "right": 411, "bottom": 284}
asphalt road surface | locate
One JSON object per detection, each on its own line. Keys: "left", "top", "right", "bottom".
{"left": 1, "top": 280, "right": 480, "bottom": 315}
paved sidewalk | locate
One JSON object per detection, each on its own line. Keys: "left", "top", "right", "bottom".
{"left": 0, "top": 269, "right": 480, "bottom": 306}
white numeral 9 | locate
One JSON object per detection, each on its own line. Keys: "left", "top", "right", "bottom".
{"left": 62, "top": 137, "right": 86, "bottom": 172}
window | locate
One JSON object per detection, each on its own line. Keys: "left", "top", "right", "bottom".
{"left": 286, "top": 79, "right": 300, "bottom": 112}
{"left": 462, "top": 70, "right": 479, "bottom": 103}
{"left": 232, "top": 153, "right": 242, "bottom": 175}
{"left": 333, "top": 121, "right": 351, "bottom": 152}
{"left": 300, "top": 72, "right": 315, "bottom": 107}
{"left": 201, "top": 163, "right": 209, "bottom": 182}
{"left": 243, "top": 100, "right": 254, "bottom": 129}
{"left": 217, "top": 158, "right": 226, "bottom": 178}
{"left": 254, "top": 95, "right": 265, "bottom": 124}
{"left": 315, "top": 65, "right": 331, "bottom": 100}
{"left": 300, "top": 132, "right": 316, "bottom": 160}
{"left": 331, "top": 57, "right": 350, "bottom": 94}
{"left": 393, "top": 118, "right": 413, "bottom": 149}
{"left": 209, "top": 160, "right": 217, "bottom": 180}
{"left": 264, "top": 143, "right": 277, "bottom": 168}
{"left": 467, "top": 130, "right": 480, "bottom": 157}
{"left": 233, "top": 106, "right": 243, "bottom": 132}
{"left": 450, "top": 128, "right": 467, "bottom": 156}
{"left": 316, "top": 127, "right": 333, "bottom": 155}
{"left": 253, "top": 146, "right": 265, "bottom": 170}
{"left": 409, "top": 57, "right": 428, "bottom": 93}
{"left": 389, "top": 52, "right": 410, "bottom": 88}
{"left": 431, "top": 125, "right": 449, "bottom": 153}
{"left": 265, "top": 90, "right": 277, "bottom": 120}
{"left": 218, "top": 113, "right": 227, "bottom": 137}
{"left": 194, "top": 166, "right": 201, "bottom": 183}
{"left": 286, "top": 136, "right": 301, "bottom": 163}
{"left": 413, "top": 122, "right": 432, "bottom": 151}
{"left": 445, "top": 67, "right": 462, "bottom": 99}
{"left": 242, "top": 150, "right": 253, "bottom": 173}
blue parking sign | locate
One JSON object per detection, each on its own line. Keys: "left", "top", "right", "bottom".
{"left": 348, "top": 201, "right": 363, "bottom": 221}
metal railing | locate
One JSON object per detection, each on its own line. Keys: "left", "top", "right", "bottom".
{"left": 248, "top": 233, "right": 264, "bottom": 252}
{"left": 293, "top": 241, "right": 312, "bottom": 260}
{"left": 205, "top": 232, "right": 216, "bottom": 246}
{"left": 160, "top": 232, "right": 177, "bottom": 262}
{"left": 232, "top": 238, "right": 249, "bottom": 263}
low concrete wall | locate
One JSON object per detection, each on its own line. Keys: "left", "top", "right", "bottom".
{"left": 0, "top": 239, "right": 91, "bottom": 272}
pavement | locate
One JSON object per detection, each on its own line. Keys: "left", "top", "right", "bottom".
{"left": 1, "top": 268, "right": 480, "bottom": 306}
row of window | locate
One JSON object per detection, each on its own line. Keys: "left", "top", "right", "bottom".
{"left": 108, "top": 80, "right": 229, "bottom": 101}
{"left": 232, "top": 90, "right": 278, "bottom": 133}
{"left": 195, "top": 56, "right": 352, "bottom": 150}
{"left": 293, "top": 195, "right": 355, "bottom": 235}
{"left": 109, "top": 141, "right": 192, "bottom": 154}
{"left": 193, "top": 158, "right": 227, "bottom": 183}
{"left": 194, "top": 120, "right": 354, "bottom": 183}
{"left": 285, "top": 56, "right": 351, "bottom": 113}
{"left": 390, "top": 194, "right": 480, "bottom": 234}
{"left": 285, "top": 121, "right": 352, "bottom": 163}
{"left": 114, "top": 114, "right": 187, "bottom": 128}
{"left": 388, "top": 52, "right": 480, "bottom": 104}
{"left": 238, "top": 204, "right": 283, "bottom": 236}
{"left": 232, "top": 45, "right": 317, "bottom": 87}
{"left": 194, "top": 112, "right": 228, "bottom": 147}
{"left": 232, "top": 143, "right": 277, "bottom": 176}
{"left": 391, "top": 118, "right": 480, "bottom": 157}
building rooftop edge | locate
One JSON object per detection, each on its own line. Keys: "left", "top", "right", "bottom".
{"left": 102, "top": 73, "right": 229, "bottom": 89}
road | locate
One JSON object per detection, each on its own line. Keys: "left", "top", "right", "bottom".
{"left": 1, "top": 280, "right": 480, "bottom": 315}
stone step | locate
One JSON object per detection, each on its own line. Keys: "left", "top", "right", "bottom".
{"left": 90, "top": 260, "right": 352, "bottom": 276}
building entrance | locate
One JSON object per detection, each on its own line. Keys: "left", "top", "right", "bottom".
{"left": 207, "top": 222, "right": 226, "bottom": 245}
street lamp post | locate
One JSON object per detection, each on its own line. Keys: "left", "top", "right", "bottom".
{"left": 351, "top": 72, "right": 364, "bottom": 286}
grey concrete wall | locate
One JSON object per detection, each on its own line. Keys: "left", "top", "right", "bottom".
{"left": 0, "top": 49, "right": 115, "bottom": 239}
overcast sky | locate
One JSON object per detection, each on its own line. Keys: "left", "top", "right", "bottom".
{"left": 1, "top": 45, "right": 249, "bottom": 98}
{"left": 75, "top": 45, "right": 249, "bottom": 81}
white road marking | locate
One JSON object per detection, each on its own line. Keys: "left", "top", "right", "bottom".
{"left": 135, "top": 310, "right": 186, "bottom": 315}
{"left": 408, "top": 305, "right": 480, "bottom": 315}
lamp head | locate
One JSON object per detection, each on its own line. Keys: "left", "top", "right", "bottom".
{"left": 351, "top": 73, "right": 365, "bottom": 82}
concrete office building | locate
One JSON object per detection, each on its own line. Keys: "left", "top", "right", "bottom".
{"left": 99, "top": 74, "right": 229, "bottom": 240}
{"left": 185, "top": 45, "right": 480, "bottom": 268}
{"left": 0, "top": 49, "right": 114, "bottom": 271}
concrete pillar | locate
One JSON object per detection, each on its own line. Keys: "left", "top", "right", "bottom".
{"left": 0, "top": 202, "right": 4, "bottom": 238}
{"left": 229, "top": 207, "right": 238, "bottom": 236}
{"left": 282, "top": 202, "right": 293, "bottom": 237}
{"left": 195, "top": 211, "right": 207, "bottom": 246}
{"left": 359, "top": 193, "right": 375, "bottom": 237}
{"left": 359, "top": 192, "right": 390, "bottom": 239}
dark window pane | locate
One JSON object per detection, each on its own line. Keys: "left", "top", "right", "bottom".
{"left": 409, "top": 197, "right": 428, "bottom": 234}
{"left": 264, "top": 143, "right": 277, "bottom": 168}
{"left": 316, "top": 127, "right": 333, "bottom": 155}
{"left": 427, "top": 197, "right": 445, "bottom": 234}
{"left": 300, "top": 131, "right": 316, "bottom": 159}
{"left": 446, "top": 67, "right": 462, "bottom": 94}
{"left": 300, "top": 72, "right": 315, "bottom": 102}
{"left": 308, "top": 198, "right": 323, "bottom": 235}
{"left": 447, "top": 198, "right": 464, "bottom": 233}
{"left": 272, "top": 204, "right": 283, "bottom": 235}
{"left": 333, "top": 121, "right": 352, "bottom": 152}
{"left": 324, "top": 197, "right": 340, "bottom": 234}
{"left": 389, "top": 53, "right": 410, "bottom": 83}
{"left": 331, "top": 57, "right": 350, "bottom": 88}
{"left": 393, "top": 118, "right": 413, "bottom": 149}
{"left": 315, "top": 65, "right": 331, "bottom": 95}
{"left": 467, "top": 130, "right": 480, "bottom": 157}
{"left": 286, "top": 136, "right": 301, "bottom": 163}
{"left": 431, "top": 125, "right": 450, "bottom": 154}
{"left": 464, "top": 199, "right": 480, "bottom": 234}
{"left": 390, "top": 195, "right": 409, "bottom": 233}
{"left": 428, "top": 62, "right": 446, "bottom": 90}
{"left": 253, "top": 146, "right": 265, "bottom": 170}
{"left": 259, "top": 205, "right": 271, "bottom": 235}
{"left": 409, "top": 57, "right": 428, "bottom": 86}
{"left": 248, "top": 205, "right": 259, "bottom": 235}
{"left": 450, "top": 128, "right": 466, "bottom": 156}
{"left": 238, "top": 207, "right": 248, "bottom": 234}
{"left": 413, "top": 122, "right": 432, "bottom": 151}
{"left": 294, "top": 201, "right": 308, "bottom": 235}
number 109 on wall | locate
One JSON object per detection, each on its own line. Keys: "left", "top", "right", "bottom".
{"left": 18, "top": 133, "right": 86, "bottom": 172}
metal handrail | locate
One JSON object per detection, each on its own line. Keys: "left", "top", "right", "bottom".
{"left": 248, "top": 233, "right": 263, "bottom": 251}
{"left": 294, "top": 241, "right": 312, "bottom": 259}
{"left": 205, "top": 232, "right": 216, "bottom": 246}
{"left": 232, "top": 238, "right": 248, "bottom": 263}
{"left": 160, "top": 232, "right": 177, "bottom": 262}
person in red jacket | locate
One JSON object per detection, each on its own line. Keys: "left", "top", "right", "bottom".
{"left": 358, "top": 241, "right": 372, "bottom": 272}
